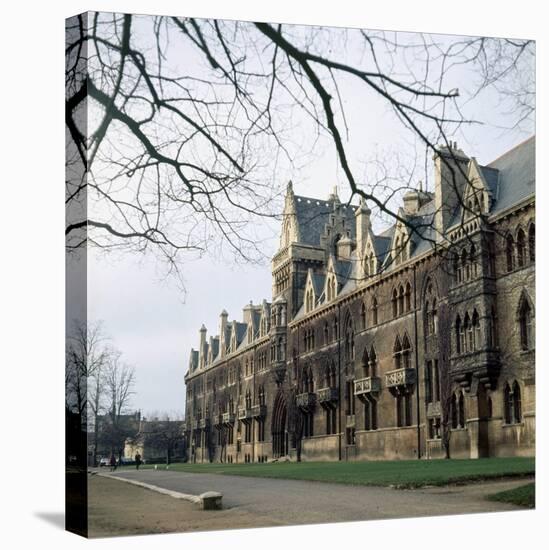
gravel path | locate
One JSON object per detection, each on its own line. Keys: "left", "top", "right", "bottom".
{"left": 107, "top": 469, "right": 531, "bottom": 525}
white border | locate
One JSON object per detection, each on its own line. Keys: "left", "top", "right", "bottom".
{"left": 0, "top": 1, "right": 545, "bottom": 549}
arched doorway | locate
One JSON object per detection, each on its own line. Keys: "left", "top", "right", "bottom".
{"left": 272, "top": 391, "right": 288, "bottom": 457}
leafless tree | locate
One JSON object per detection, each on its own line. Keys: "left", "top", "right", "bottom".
{"left": 139, "top": 412, "right": 186, "bottom": 464}
{"left": 65, "top": 13, "right": 534, "bottom": 290}
{"left": 101, "top": 351, "right": 136, "bottom": 456}
{"left": 66, "top": 320, "right": 109, "bottom": 424}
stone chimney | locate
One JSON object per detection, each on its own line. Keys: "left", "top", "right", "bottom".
{"left": 198, "top": 324, "right": 207, "bottom": 368}
{"left": 219, "top": 310, "right": 228, "bottom": 358}
{"left": 354, "top": 197, "right": 371, "bottom": 256}
{"left": 403, "top": 184, "right": 433, "bottom": 216}
{"left": 433, "top": 142, "right": 469, "bottom": 240}
{"left": 242, "top": 301, "right": 254, "bottom": 324}
{"left": 337, "top": 235, "right": 353, "bottom": 260}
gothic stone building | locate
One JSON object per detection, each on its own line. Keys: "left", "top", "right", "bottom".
{"left": 184, "top": 137, "right": 535, "bottom": 463}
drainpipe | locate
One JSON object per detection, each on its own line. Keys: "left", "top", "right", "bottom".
{"left": 338, "top": 302, "right": 342, "bottom": 462}
{"left": 413, "top": 265, "right": 421, "bottom": 459}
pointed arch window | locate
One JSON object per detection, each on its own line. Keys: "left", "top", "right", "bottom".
{"left": 504, "top": 381, "right": 522, "bottom": 424}
{"left": 528, "top": 223, "right": 535, "bottom": 262}
{"left": 330, "top": 363, "right": 337, "bottom": 388}
{"left": 392, "top": 289, "right": 398, "bottom": 318}
{"left": 344, "top": 321, "right": 355, "bottom": 362}
{"left": 465, "top": 313, "right": 473, "bottom": 352}
{"left": 405, "top": 282, "right": 412, "bottom": 312}
{"left": 401, "top": 334, "right": 411, "bottom": 369}
{"left": 516, "top": 229, "right": 526, "bottom": 268}
{"left": 369, "top": 347, "right": 377, "bottom": 377}
{"left": 518, "top": 296, "right": 533, "bottom": 351}
{"left": 360, "top": 302, "right": 367, "bottom": 330}
{"left": 506, "top": 234, "right": 515, "bottom": 272}
{"left": 470, "top": 244, "right": 478, "bottom": 278}
{"left": 455, "top": 315, "right": 464, "bottom": 354}
{"left": 307, "top": 367, "right": 314, "bottom": 393}
{"left": 472, "top": 310, "right": 481, "bottom": 351}
{"left": 371, "top": 297, "right": 378, "bottom": 326}
{"left": 398, "top": 285, "right": 405, "bottom": 315}
{"left": 393, "top": 336, "right": 402, "bottom": 369}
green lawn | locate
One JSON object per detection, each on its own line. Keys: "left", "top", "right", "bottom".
{"left": 486, "top": 482, "right": 535, "bottom": 508}
{"left": 127, "top": 457, "right": 535, "bottom": 489}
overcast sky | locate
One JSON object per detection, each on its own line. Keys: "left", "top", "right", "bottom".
{"left": 86, "top": 18, "right": 534, "bottom": 416}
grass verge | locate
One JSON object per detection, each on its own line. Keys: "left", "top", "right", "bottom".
{"left": 486, "top": 482, "right": 535, "bottom": 508}
{"left": 120, "top": 457, "right": 535, "bottom": 489}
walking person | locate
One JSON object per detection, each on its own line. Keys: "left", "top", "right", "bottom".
{"left": 135, "top": 452, "right": 142, "bottom": 470}
{"left": 109, "top": 452, "right": 117, "bottom": 472}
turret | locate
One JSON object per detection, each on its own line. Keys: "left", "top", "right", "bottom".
{"left": 433, "top": 142, "right": 469, "bottom": 240}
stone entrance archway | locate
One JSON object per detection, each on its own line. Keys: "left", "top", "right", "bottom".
{"left": 272, "top": 391, "right": 288, "bottom": 457}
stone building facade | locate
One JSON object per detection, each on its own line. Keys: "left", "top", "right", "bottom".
{"left": 184, "top": 137, "right": 535, "bottom": 463}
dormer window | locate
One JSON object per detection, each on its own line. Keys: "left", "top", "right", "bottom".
{"left": 305, "top": 288, "right": 314, "bottom": 313}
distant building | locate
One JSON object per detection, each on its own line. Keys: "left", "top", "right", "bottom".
{"left": 124, "top": 417, "right": 187, "bottom": 463}
{"left": 185, "top": 137, "right": 535, "bottom": 463}
{"left": 88, "top": 411, "right": 141, "bottom": 465}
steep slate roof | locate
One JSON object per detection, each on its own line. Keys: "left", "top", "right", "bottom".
{"left": 338, "top": 255, "right": 360, "bottom": 297}
{"left": 373, "top": 235, "right": 392, "bottom": 263}
{"left": 311, "top": 272, "right": 326, "bottom": 297}
{"left": 209, "top": 338, "right": 219, "bottom": 359}
{"left": 487, "top": 135, "right": 535, "bottom": 215}
{"left": 294, "top": 194, "right": 358, "bottom": 246}
{"left": 447, "top": 136, "right": 535, "bottom": 230}
{"left": 334, "top": 259, "right": 352, "bottom": 283}
{"left": 234, "top": 321, "right": 248, "bottom": 345}
{"left": 190, "top": 350, "right": 198, "bottom": 370}
{"left": 480, "top": 166, "right": 499, "bottom": 197}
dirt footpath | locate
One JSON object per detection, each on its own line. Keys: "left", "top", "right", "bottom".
{"left": 88, "top": 472, "right": 532, "bottom": 537}
{"left": 88, "top": 475, "right": 282, "bottom": 537}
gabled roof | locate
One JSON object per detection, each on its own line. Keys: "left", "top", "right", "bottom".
{"left": 446, "top": 136, "right": 534, "bottom": 230}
